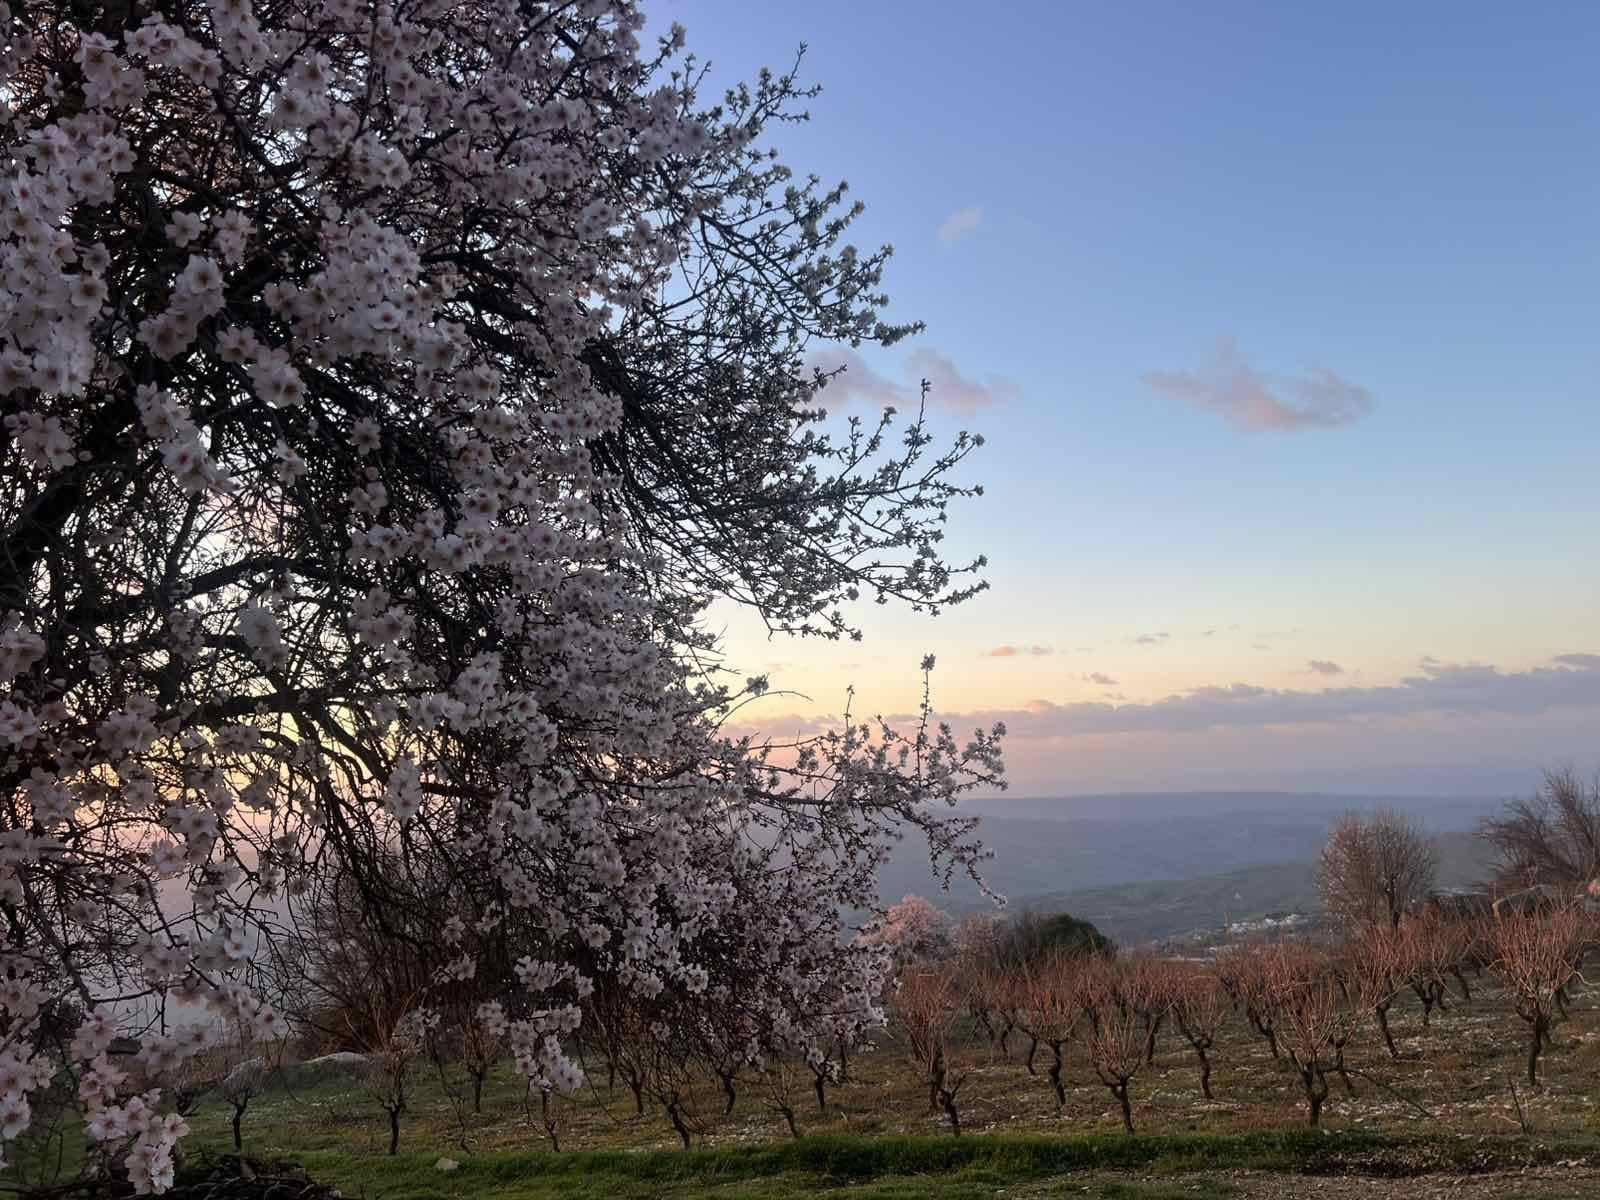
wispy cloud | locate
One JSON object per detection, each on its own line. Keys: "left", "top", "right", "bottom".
{"left": 989, "top": 644, "right": 1053, "bottom": 658}
{"left": 1144, "top": 338, "right": 1374, "bottom": 432}
{"left": 937, "top": 205, "right": 983, "bottom": 245}
{"left": 1084, "top": 672, "right": 1120, "bottom": 686}
{"left": 1131, "top": 632, "right": 1170, "bottom": 646}
{"left": 1307, "top": 660, "right": 1344, "bottom": 676}
{"left": 721, "top": 656, "right": 1600, "bottom": 765}
{"left": 1554, "top": 653, "right": 1600, "bottom": 669}
{"left": 921, "top": 655, "right": 1600, "bottom": 739}
{"left": 805, "top": 347, "right": 1018, "bottom": 413}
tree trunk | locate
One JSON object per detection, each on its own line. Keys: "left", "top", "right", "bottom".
{"left": 1046, "top": 1042, "right": 1066, "bottom": 1110}
{"left": 1528, "top": 1014, "right": 1548, "bottom": 1086}
{"left": 813, "top": 1073, "right": 827, "bottom": 1114}
{"left": 938, "top": 1086, "right": 961, "bottom": 1136}
{"left": 1451, "top": 966, "right": 1473, "bottom": 1003}
{"left": 1249, "top": 1012, "right": 1279, "bottom": 1058}
{"left": 630, "top": 1076, "right": 645, "bottom": 1116}
{"left": 1143, "top": 1012, "right": 1164, "bottom": 1066}
{"left": 1334, "top": 1048, "right": 1354, "bottom": 1096}
{"left": 231, "top": 1103, "right": 245, "bottom": 1152}
{"left": 1412, "top": 982, "right": 1431, "bottom": 1026}
{"left": 472, "top": 1072, "right": 484, "bottom": 1114}
{"left": 1196, "top": 1044, "right": 1213, "bottom": 1101}
{"left": 1298, "top": 1067, "right": 1328, "bottom": 1127}
{"left": 666, "top": 1099, "right": 691, "bottom": 1149}
{"left": 1024, "top": 1033, "right": 1039, "bottom": 1075}
{"left": 719, "top": 1071, "right": 737, "bottom": 1115}
{"left": 1375, "top": 1003, "right": 1399, "bottom": 1058}
{"left": 387, "top": 1106, "right": 401, "bottom": 1156}
{"left": 779, "top": 1103, "right": 798, "bottom": 1138}
{"left": 540, "top": 1090, "right": 560, "bottom": 1152}
{"left": 1114, "top": 1081, "right": 1134, "bottom": 1133}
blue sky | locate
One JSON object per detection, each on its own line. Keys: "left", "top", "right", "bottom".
{"left": 658, "top": 1, "right": 1600, "bottom": 796}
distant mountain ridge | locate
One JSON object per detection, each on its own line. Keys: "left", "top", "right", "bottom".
{"left": 991, "top": 830, "right": 1495, "bottom": 946}
{"left": 877, "top": 790, "right": 1506, "bottom": 935}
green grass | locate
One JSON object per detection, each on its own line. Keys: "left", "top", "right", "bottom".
{"left": 171, "top": 1129, "right": 1600, "bottom": 1200}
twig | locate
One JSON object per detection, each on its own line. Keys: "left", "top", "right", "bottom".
{"left": 1344, "top": 1066, "right": 1437, "bottom": 1120}
{"left": 1510, "top": 1075, "right": 1533, "bottom": 1135}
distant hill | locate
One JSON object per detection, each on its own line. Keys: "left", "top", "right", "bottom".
{"left": 1002, "top": 860, "right": 1319, "bottom": 946}
{"left": 876, "top": 792, "right": 1505, "bottom": 942}
{"left": 990, "top": 830, "right": 1495, "bottom": 946}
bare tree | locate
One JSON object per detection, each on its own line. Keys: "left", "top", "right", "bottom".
{"left": 1122, "top": 952, "right": 1174, "bottom": 1066}
{"left": 1168, "top": 967, "right": 1231, "bottom": 1100}
{"left": 361, "top": 1010, "right": 435, "bottom": 1156}
{"left": 214, "top": 1021, "right": 287, "bottom": 1152}
{"left": 757, "top": 1048, "right": 810, "bottom": 1139}
{"left": 1488, "top": 907, "right": 1588, "bottom": 1085}
{"left": 1345, "top": 927, "right": 1406, "bottom": 1058}
{"left": 1482, "top": 769, "right": 1600, "bottom": 895}
{"left": 457, "top": 1002, "right": 508, "bottom": 1117}
{"left": 1265, "top": 947, "right": 1354, "bottom": 1127}
{"left": 1396, "top": 915, "right": 1475, "bottom": 1027}
{"left": 1318, "top": 809, "right": 1438, "bottom": 930}
{"left": 1081, "top": 960, "right": 1151, "bottom": 1134}
{"left": 892, "top": 967, "right": 969, "bottom": 1135}
{"left": 1215, "top": 943, "right": 1280, "bottom": 1059}
{"left": 1016, "top": 956, "right": 1080, "bottom": 1111}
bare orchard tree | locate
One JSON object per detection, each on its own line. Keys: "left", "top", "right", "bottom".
{"left": 1318, "top": 810, "right": 1438, "bottom": 930}
{"left": 1482, "top": 769, "right": 1600, "bottom": 895}
{"left": 1265, "top": 947, "right": 1354, "bottom": 1127}
{"left": 1345, "top": 926, "right": 1406, "bottom": 1059}
{"left": 1215, "top": 943, "right": 1279, "bottom": 1059}
{"left": 1015, "top": 955, "right": 1080, "bottom": 1112}
{"left": 362, "top": 1010, "right": 436, "bottom": 1157}
{"left": 1168, "top": 966, "right": 1231, "bottom": 1101}
{"left": 213, "top": 1018, "right": 287, "bottom": 1152}
{"left": 1081, "top": 959, "right": 1150, "bottom": 1134}
{"left": 1488, "top": 907, "right": 1589, "bottom": 1086}
{"left": 891, "top": 967, "right": 969, "bottom": 1136}
{"left": 1398, "top": 916, "right": 1469, "bottom": 1027}
{"left": 0, "top": 0, "right": 1006, "bottom": 1190}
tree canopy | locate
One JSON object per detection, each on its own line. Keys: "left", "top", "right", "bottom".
{"left": 0, "top": 2, "right": 1001, "bottom": 1190}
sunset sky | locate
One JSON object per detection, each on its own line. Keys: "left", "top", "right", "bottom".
{"left": 663, "top": 1, "right": 1600, "bottom": 797}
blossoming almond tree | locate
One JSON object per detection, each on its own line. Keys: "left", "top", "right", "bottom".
{"left": 0, "top": 1, "right": 1003, "bottom": 1190}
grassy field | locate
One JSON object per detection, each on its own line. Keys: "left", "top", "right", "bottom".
{"left": 152, "top": 972, "right": 1600, "bottom": 1198}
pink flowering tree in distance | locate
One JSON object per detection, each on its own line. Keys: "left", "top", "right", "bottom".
{"left": 0, "top": 0, "right": 1003, "bottom": 1191}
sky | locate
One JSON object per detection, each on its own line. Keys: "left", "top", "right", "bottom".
{"left": 654, "top": 0, "right": 1600, "bottom": 798}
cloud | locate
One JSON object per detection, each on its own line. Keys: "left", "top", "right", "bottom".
{"left": 1084, "top": 672, "right": 1120, "bottom": 686}
{"left": 937, "top": 205, "right": 983, "bottom": 245}
{"left": 1308, "top": 660, "right": 1344, "bottom": 676}
{"left": 1554, "top": 653, "right": 1600, "bottom": 669}
{"left": 916, "top": 654, "right": 1600, "bottom": 740}
{"left": 989, "top": 644, "right": 1053, "bottom": 658}
{"left": 1131, "top": 632, "right": 1170, "bottom": 646}
{"left": 805, "top": 347, "right": 1018, "bottom": 413}
{"left": 1143, "top": 338, "right": 1374, "bottom": 432}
